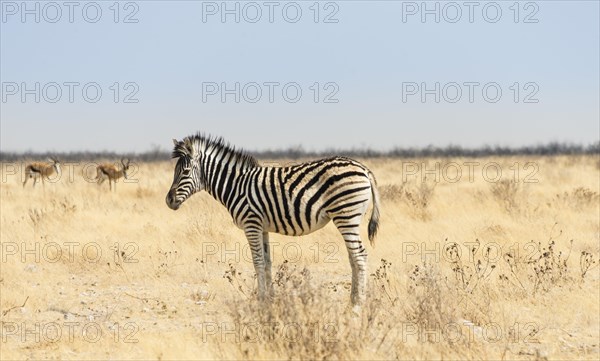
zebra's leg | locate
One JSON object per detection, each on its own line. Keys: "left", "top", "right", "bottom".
{"left": 262, "top": 232, "right": 274, "bottom": 297}
{"left": 23, "top": 174, "right": 29, "bottom": 187}
{"left": 245, "top": 228, "right": 268, "bottom": 301}
{"left": 333, "top": 217, "right": 368, "bottom": 307}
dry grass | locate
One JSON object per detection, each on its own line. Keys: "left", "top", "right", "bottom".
{"left": 1, "top": 156, "right": 599, "bottom": 360}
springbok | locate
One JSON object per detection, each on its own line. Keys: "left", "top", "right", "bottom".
{"left": 96, "top": 158, "right": 130, "bottom": 191}
{"left": 23, "top": 157, "right": 61, "bottom": 188}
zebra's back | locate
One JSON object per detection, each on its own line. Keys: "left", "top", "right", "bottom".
{"left": 243, "top": 156, "right": 374, "bottom": 236}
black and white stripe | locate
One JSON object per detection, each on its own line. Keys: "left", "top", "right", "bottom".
{"left": 166, "top": 134, "right": 380, "bottom": 306}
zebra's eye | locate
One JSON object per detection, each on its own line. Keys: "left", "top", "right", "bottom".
{"left": 182, "top": 169, "right": 191, "bottom": 176}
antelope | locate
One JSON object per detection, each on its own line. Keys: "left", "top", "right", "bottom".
{"left": 96, "top": 158, "right": 130, "bottom": 191}
{"left": 23, "top": 157, "right": 62, "bottom": 188}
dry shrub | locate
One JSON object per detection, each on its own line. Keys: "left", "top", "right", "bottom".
{"left": 370, "top": 259, "right": 399, "bottom": 306}
{"left": 222, "top": 258, "right": 484, "bottom": 360}
{"left": 406, "top": 262, "right": 454, "bottom": 332}
{"left": 396, "top": 259, "right": 483, "bottom": 355}
{"left": 379, "top": 182, "right": 407, "bottom": 202}
{"left": 371, "top": 259, "right": 473, "bottom": 355}
{"left": 27, "top": 197, "right": 77, "bottom": 222}
{"left": 530, "top": 240, "right": 571, "bottom": 293}
{"left": 153, "top": 248, "right": 183, "bottom": 277}
{"left": 50, "top": 197, "right": 77, "bottom": 214}
{"left": 554, "top": 187, "right": 599, "bottom": 209}
{"left": 580, "top": 251, "right": 598, "bottom": 279}
{"left": 404, "top": 180, "right": 436, "bottom": 220}
{"left": 503, "top": 239, "right": 572, "bottom": 294}
{"left": 444, "top": 240, "right": 497, "bottom": 294}
{"left": 224, "top": 260, "right": 390, "bottom": 360}
{"left": 500, "top": 226, "right": 596, "bottom": 295}
{"left": 490, "top": 179, "right": 521, "bottom": 212}
{"left": 28, "top": 207, "right": 47, "bottom": 229}
{"left": 382, "top": 180, "right": 436, "bottom": 220}
{"left": 232, "top": 257, "right": 502, "bottom": 358}
{"left": 223, "top": 261, "right": 255, "bottom": 299}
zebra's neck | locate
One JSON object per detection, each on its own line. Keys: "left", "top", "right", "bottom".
{"left": 200, "top": 146, "right": 257, "bottom": 209}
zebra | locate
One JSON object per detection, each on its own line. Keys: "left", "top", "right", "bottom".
{"left": 166, "top": 134, "right": 380, "bottom": 307}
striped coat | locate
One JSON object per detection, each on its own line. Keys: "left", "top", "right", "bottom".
{"left": 166, "top": 134, "right": 380, "bottom": 306}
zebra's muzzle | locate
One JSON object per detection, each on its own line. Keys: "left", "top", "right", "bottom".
{"left": 166, "top": 192, "right": 181, "bottom": 210}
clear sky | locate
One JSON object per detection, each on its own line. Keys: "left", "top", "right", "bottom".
{"left": 1, "top": 1, "right": 599, "bottom": 153}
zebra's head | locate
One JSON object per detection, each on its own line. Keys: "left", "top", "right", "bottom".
{"left": 166, "top": 138, "right": 206, "bottom": 210}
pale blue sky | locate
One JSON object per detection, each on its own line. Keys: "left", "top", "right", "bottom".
{"left": 1, "top": 1, "right": 599, "bottom": 152}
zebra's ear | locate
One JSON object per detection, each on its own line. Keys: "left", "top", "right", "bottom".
{"left": 172, "top": 139, "right": 179, "bottom": 146}
{"left": 183, "top": 138, "right": 195, "bottom": 156}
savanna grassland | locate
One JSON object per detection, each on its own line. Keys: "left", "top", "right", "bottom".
{"left": 0, "top": 156, "right": 599, "bottom": 360}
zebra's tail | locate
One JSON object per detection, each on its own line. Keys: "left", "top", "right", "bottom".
{"left": 367, "top": 171, "right": 380, "bottom": 247}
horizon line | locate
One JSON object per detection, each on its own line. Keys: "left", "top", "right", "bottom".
{"left": 1, "top": 141, "right": 598, "bottom": 161}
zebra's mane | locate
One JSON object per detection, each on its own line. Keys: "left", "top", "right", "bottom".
{"left": 172, "top": 133, "right": 259, "bottom": 168}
